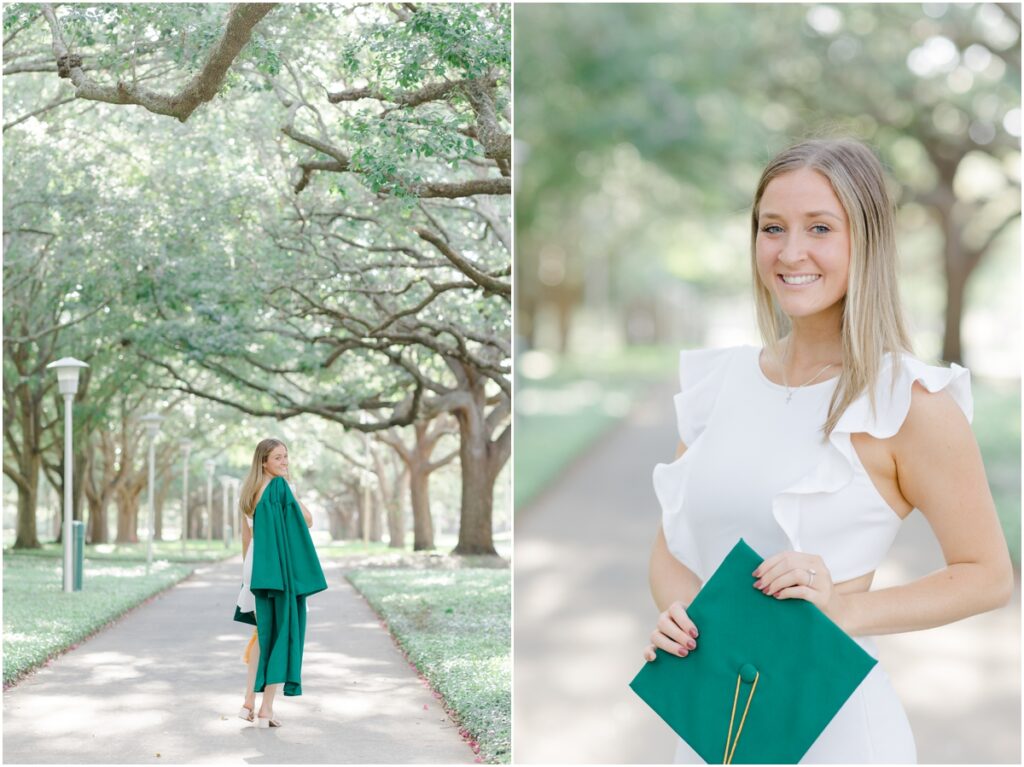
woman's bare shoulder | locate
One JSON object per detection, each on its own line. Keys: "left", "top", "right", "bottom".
{"left": 895, "top": 381, "right": 973, "bottom": 447}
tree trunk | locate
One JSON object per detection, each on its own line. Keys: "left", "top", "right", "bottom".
{"left": 326, "top": 502, "right": 347, "bottom": 540}
{"left": 385, "top": 492, "right": 404, "bottom": 549}
{"left": 369, "top": 493, "right": 383, "bottom": 542}
{"left": 209, "top": 492, "right": 220, "bottom": 540}
{"left": 13, "top": 460, "right": 41, "bottom": 549}
{"left": 114, "top": 484, "right": 143, "bottom": 543}
{"left": 453, "top": 403, "right": 497, "bottom": 556}
{"left": 942, "top": 258, "right": 968, "bottom": 365}
{"left": 86, "top": 494, "right": 109, "bottom": 544}
{"left": 189, "top": 491, "right": 204, "bottom": 539}
{"left": 410, "top": 469, "right": 435, "bottom": 551}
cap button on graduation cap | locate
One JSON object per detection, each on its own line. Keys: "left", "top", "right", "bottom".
{"left": 739, "top": 663, "right": 758, "bottom": 684}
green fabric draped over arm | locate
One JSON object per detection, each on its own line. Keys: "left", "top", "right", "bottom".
{"left": 234, "top": 476, "right": 327, "bottom": 696}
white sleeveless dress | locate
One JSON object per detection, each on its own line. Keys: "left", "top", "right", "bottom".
{"left": 236, "top": 513, "right": 256, "bottom": 614}
{"left": 652, "top": 345, "right": 972, "bottom": 764}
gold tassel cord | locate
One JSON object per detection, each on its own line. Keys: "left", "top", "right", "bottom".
{"left": 242, "top": 628, "right": 258, "bottom": 664}
{"left": 723, "top": 670, "right": 760, "bottom": 764}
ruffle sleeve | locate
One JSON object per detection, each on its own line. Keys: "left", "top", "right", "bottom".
{"left": 771, "top": 353, "right": 973, "bottom": 582}
{"left": 652, "top": 347, "right": 739, "bottom": 580}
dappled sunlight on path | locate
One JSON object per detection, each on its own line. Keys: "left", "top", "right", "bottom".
{"left": 4, "top": 558, "right": 475, "bottom": 764}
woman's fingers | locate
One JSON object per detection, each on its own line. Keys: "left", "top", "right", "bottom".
{"left": 649, "top": 602, "right": 699, "bottom": 658}
{"left": 667, "top": 602, "right": 699, "bottom": 638}
{"left": 650, "top": 627, "right": 690, "bottom": 657}
{"left": 762, "top": 570, "right": 803, "bottom": 597}
{"left": 657, "top": 610, "right": 693, "bottom": 646}
{"left": 643, "top": 644, "right": 657, "bottom": 662}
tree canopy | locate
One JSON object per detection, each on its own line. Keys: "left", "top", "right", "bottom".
{"left": 4, "top": 3, "right": 511, "bottom": 554}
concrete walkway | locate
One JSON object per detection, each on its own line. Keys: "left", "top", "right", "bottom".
{"left": 514, "top": 378, "right": 1021, "bottom": 763}
{"left": 4, "top": 558, "right": 476, "bottom": 764}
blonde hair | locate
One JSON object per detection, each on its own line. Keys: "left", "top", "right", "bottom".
{"left": 750, "top": 137, "right": 912, "bottom": 436}
{"left": 239, "top": 438, "right": 287, "bottom": 517}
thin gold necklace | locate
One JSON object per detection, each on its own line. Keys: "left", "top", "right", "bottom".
{"left": 780, "top": 343, "right": 837, "bottom": 404}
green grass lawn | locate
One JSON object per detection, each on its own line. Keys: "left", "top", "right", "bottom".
{"left": 4, "top": 539, "right": 236, "bottom": 563}
{"left": 3, "top": 552, "right": 195, "bottom": 686}
{"left": 515, "top": 344, "right": 679, "bottom": 509}
{"left": 347, "top": 568, "right": 511, "bottom": 764}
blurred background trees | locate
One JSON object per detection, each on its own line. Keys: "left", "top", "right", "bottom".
{"left": 515, "top": 3, "right": 1019, "bottom": 369}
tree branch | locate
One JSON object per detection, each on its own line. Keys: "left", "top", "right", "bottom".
{"left": 3, "top": 95, "right": 76, "bottom": 132}
{"left": 40, "top": 3, "right": 275, "bottom": 122}
{"left": 414, "top": 226, "right": 510, "bottom": 297}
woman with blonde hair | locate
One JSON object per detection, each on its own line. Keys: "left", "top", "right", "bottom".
{"left": 235, "top": 438, "right": 326, "bottom": 727}
{"left": 644, "top": 138, "right": 1013, "bottom": 762}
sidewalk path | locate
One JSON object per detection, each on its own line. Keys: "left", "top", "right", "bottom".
{"left": 4, "top": 557, "right": 476, "bottom": 764}
{"left": 514, "top": 378, "right": 1021, "bottom": 763}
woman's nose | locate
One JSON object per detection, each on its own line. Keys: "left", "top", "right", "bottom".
{"left": 778, "top": 239, "right": 809, "bottom": 265}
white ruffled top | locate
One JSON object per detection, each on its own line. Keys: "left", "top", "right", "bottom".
{"left": 236, "top": 512, "right": 255, "bottom": 613}
{"left": 652, "top": 345, "right": 972, "bottom": 584}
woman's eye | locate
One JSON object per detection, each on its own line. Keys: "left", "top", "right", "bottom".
{"left": 761, "top": 224, "right": 782, "bottom": 234}
{"left": 811, "top": 224, "right": 831, "bottom": 234}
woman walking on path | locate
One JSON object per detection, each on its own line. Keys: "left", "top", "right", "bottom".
{"left": 644, "top": 138, "right": 1014, "bottom": 762}
{"left": 235, "top": 438, "right": 327, "bottom": 728}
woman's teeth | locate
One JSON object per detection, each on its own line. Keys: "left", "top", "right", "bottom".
{"left": 780, "top": 274, "right": 820, "bottom": 285}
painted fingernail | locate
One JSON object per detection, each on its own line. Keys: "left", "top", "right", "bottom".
{"left": 687, "top": 640, "right": 696, "bottom": 650}
{"left": 753, "top": 580, "right": 763, "bottom": 589}
{"left": 678, "top": 648, "right": 688, "bottom": 657}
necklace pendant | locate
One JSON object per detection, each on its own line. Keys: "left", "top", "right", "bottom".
{"left": 785, "top": 391, "right": 793, "bottom": 404}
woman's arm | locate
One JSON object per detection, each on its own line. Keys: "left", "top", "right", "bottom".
{"left": 285, "top": 473, "right": 313, "bottom": 528}
{"left": 295, "top": 497, "right": 313, "bottom": 528}
{"left": 836, "top": 383, "right": 1015, "bottom": 636}
{"left": 291, "top": 482, "right": 313, "bottom": 528}
{"left": 650, "top": 527, "right": 703, "bottom": 611}
{"left": 241, "top": 514, "right": 251, "bottom": 560}
{"left": 649, "top": 441, "right": 703, "bottom": 611}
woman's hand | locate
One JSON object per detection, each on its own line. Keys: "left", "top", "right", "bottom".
{"left": 643, "top": 601, "right": 699, "bottom": 661}
{"left": 753, "top": 551, "right": 848, "bottom": 627}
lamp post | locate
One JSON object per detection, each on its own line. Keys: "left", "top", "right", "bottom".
{"left": 180, "top": 439, "right": 192, "bottom": 554}
{"left": 140, "top": 413, "right": 164, "bottom": 574}
{"left": 220, "top": 475, "right": 232, "bottom": 548}
{"left": 46, "top": 357, "right": 89, "bottom": 593}
{"left": 204, "top": 459, "right": 216, "bottom": 542}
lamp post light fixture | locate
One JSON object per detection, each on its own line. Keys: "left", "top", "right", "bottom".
{"left": 140, "top": 412, "right": 164, "bottom": 574}
{"left": 180, "top": 439, "right": 193, "bottom": 554}
{"left": 204, "top": 459, "right": 216, "bottom": 543}
{"left": 46, "top": 357, "right": 89, "bottom": 593}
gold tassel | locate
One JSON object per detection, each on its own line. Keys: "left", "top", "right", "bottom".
{"left": 242, "top": 629, "right": 258, "bottom": 664}
{"left": 724, "top": 670, "right": 759, "bottom": 764}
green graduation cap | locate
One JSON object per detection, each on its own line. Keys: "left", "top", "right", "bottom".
{"left": 629, "top": 538, "right": 877, "bottom": 764}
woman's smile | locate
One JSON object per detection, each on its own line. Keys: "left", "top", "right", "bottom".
{"left": 778, "top": 273, "right": 822, "bottom": 286}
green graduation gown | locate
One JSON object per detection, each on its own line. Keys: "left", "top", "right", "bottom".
{"left": 233, "top": 476, "right": 327, "bottom": 696}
